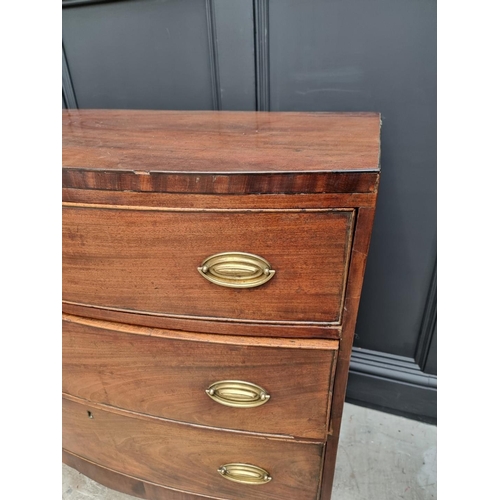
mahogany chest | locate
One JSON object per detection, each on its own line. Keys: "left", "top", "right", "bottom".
{"left": 62, "top": 110, "right": 380, "bottom": 500}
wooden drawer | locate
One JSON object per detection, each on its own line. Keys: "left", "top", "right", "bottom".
{"left": 63, "top": 396, "right": 324, "bottom": 500}
{"left": 62, "top": 205, "right": 354, "bottom": 325}
{"left": 62, "top": 315, "right": 338, "bottom": 440}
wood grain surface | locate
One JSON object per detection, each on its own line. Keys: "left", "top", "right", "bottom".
{"left": 62, "top": 315, "right": 337, "bottom": 440}
{"left": 63, "top": 450, "right": 228, "bottom": 500}
{"left": 62, "top": 110, "right": 381, "bottom": 173}
{"left": 62, "top": 110, "right": 380, "bottom": 194}
{"left": 62, "top": 188, "right": 379, "bottom": 209}
{"left": 62, "top": 206, "right": 354, "bottom": 325}
{"left": 61, "top": 302, "right": 342, "bottom": 339}
{"left": 63, "top": 396, "right": 324, "bottom": 500}
{"left": 61, "top": 314, "right": 340, "bottom": 350}
{"left": 62, "top": 169, "right": 379, "bottom": 195}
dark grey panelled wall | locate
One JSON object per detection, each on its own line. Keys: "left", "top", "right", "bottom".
{"left": 62, "top": 0, "right": 256, "bottom": 110}
{"left": 63, "top": 0, "right": 214, "bottom": 109}
{"left": 63, "top": 0, "right": 436, "bottom": 422}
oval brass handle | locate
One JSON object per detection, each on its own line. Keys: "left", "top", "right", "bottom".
{"left": 217, "top": 463, "right": 272, "bottom": 485}
{"left": 198, "top": 252, "right": 275, "bottom": 288}
{"left": 206, "top": 380, "right": 270, "bottom": 408}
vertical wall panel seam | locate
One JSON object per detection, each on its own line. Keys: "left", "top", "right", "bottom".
{"left": 414, "top": 258, "right": 437, "bottom": 370}
{"left": 206, "top": 0, "right": 221, "bottom": 110}
{"left": 62, "top": 42, "right": 79, "bottom": 109}
{"left": 254, "top": 0, "right": 270, "bottom": 111}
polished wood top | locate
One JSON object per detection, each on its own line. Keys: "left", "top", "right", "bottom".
{"left": 62, "top": 110, "right": 381, "bottom": 174}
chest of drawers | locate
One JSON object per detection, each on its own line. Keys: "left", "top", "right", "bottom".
{"left": 62, "top": 110, "right": 380, "bottom": 500}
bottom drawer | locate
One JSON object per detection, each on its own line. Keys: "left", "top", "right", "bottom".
{"left": 63, "top": 396, "right": 324, "bottom": 500}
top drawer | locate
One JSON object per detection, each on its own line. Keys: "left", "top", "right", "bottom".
{"left": 63, "top": 205, "right": 354, "bottom": 326}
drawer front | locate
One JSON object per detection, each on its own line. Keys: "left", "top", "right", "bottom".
{"left": 63, "top": 206, "right": 354, "bottom": 324}
{"left": 63, "top": 397, "right": 324, "bottom": 500}
{"left": 62, "top": 316, "right": 337, "bottom": 440}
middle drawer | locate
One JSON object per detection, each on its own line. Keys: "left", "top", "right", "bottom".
{"left": 62, "top": 315, "right": 338, "bottom": 441}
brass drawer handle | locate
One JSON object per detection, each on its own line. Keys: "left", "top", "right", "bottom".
{"left": 198, "top": 252, "right": 275, "bottom": 288}
{"left": 218, "top": 463, "right": 272, "bottom": 485}
{"left": 206, "top": 380, "right": 270, "bottom": 408}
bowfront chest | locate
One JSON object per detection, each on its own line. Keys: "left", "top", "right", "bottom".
{"left": 62, "top": 110, "right": 381, "bottom": 500}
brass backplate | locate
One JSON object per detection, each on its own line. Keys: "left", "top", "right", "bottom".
{"left": 206, "top": 380, "right": 271, "bottom": 408}
{"left": 217, "top": 463, "right": 272, "bottom": 485}
{"left": 198, "top": 252, "right": 275, "bottom": 288}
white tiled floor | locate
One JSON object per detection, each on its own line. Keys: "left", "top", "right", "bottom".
{"left": 62, "top": 403, "right": 437, "bottom": 500}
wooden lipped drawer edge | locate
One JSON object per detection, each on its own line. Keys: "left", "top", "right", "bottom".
{"left": 63, "top": 314, "right": 339, "bottom": 441}
{"left": 63, "top": 395, "right": 325, "bottom": 500}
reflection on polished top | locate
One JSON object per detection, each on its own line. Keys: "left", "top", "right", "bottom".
{"left": 62, "top": 110, "right": 381, "bottom": 174}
